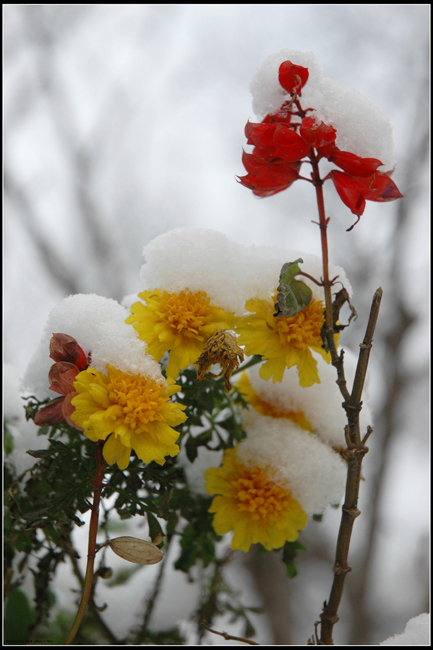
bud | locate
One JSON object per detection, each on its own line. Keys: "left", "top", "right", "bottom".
{"left": 49, "top": 333, "right": 88, "bottom": 369}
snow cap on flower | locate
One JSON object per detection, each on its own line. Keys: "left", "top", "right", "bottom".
{"left": 137, "top": 228, "right": 351, "bottom": 314}
{"left": 237, "top": 417, "right": 347, "bottom": 516}
{"left": 250, "top": 49, "right": 395, "bottom": 170}
{"left": 238, "top": 348, "right": 372, "bottom": 449}
{"left": 23, "top": 294, "right": 163, "bottom": 400}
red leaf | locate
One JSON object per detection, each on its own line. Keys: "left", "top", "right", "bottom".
{"left": 245, "top": 121, "right": 276, "bottom": 149}
{"left": 272, "top": 124, "right": 309, "bottom": 161}
{"left": 237, "top": 167, "right": 299, "bottom": 193}
{"left": 300, "top": 117, "right": 337, "bottom": 148}
{"left": 330, "top": 170, "right": 366, "bottom": 217}
{"left": 357, "top": 171, "right": 404, "bottom": 202}
{"left": 278, "top": 61, "right": 309, "bottom": 94}
{"left": 329, "top": 149, "right": 383, "bottom": 177}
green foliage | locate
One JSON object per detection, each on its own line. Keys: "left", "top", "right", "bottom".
{"left": 139, "top": 627, "right": 186, "bottom": 645}
{"left": 4, "top": 421, "right": 15, "bottom": 455}
{"left": 4, "top": 589, "right": 36, "bottom": 644}
{"left": 282, "top": 540, "right": 307, "bottom": 578}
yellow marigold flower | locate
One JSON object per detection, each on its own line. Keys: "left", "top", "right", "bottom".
{"left": 236, "top": 372, "right": 314, "bottom": 432}
{"left": 235, "top": 296, "right": 336, "bottom": 387}
{"left": 71, "top": 365, "right": 187, "bottom": 469}
{"left": 205, "top": 447, "right": 307, "bottom": 552}
{"left": 126, "top": 289, "right": 234, "bottom": 379}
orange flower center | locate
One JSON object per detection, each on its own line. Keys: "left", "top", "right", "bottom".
{"left": 273, "top": 298, "right": 324, "bottom": 349}
{"left": 232, "top": 466, "right": 291, "bottom": 521}
{"left": 106, "top": 367, "right": 167, "bottom": 430}
{"left": 159, "top": 290, "right": 213, "bottom": 337}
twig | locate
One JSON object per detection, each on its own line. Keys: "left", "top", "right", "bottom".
{"left": 318, "top": 289, "right": 382, "bottom": 645}
{"left": 201, "top": 622, "right": 260, "bottom": 645}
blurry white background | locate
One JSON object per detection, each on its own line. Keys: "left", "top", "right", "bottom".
{"left": 4, "top": 5, "right": 429, "bottom": 645}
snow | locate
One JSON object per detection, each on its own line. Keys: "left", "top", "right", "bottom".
{"left": 380, "top": 613, "right": 430, "bottom": 646}
{"left": 250, "top": 50, "right": 395, "bottom": 170}
{"left": 22, "top": 293, "right": 164, "bottom": 400}
{"left": 138, "top": 227, "right": 351, "bottom": 314}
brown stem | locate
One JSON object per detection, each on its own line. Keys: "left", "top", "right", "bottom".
{"left": 318, "top": 289, "right": 382, "bottom": 645}
{"left": 64, "top": 440, "right": 105, "bottom": 645}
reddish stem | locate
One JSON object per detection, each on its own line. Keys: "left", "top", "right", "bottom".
{"left": 309, "top": 149, "right": 336, "bottom": 359}
{"left": 64, "top": 441, "right": 105, "bottom": 645}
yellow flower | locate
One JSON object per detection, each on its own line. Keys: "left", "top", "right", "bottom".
{"left": 205, "top": 447, "right": 307, "bottom": 552}
{"left": 126, "top": 289, "right": 234, "bottom": 379}
{"left": 71, "top": 365, "right": 187, "bottom": 469}
{"left": 236, "top": 372, "right": 314, "bottom": 432}
{"left": 235, "top": 296, "right": 335, "bottom": 386}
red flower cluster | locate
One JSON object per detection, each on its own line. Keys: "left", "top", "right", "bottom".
{"left": 237, "top": 60, "right": 402, "bottom": 226}
{"left": 34, "top": 333, "right": 89, "bottom": 428}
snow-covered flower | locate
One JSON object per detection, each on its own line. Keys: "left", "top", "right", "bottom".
{"left": 205, "top": 417, "right": 347, "bottom": 552}
{"left": 205, "top": 446, "right": 308, "bottom": 552}
{"left": 23, "top": 294, "right": 187, "bottom": 469}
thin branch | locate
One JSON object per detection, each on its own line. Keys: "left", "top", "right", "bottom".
{"left": 318, "top": 289, "right": 382, "bottom": 645}
{"left": 201, "top": 622, "right": 260, "bottom": 645}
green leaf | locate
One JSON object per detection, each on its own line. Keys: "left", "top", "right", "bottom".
{"left": 274, "top": 259, "right": 312, "bottom": 318}
{"left": 281, "top": 540, "right": 307, "bottom": 578}
{"left": 147, "top": 512, "right": 163, "bottom": 541}
{"left": 4, "top": 588, "right": 35, "bottom": 643}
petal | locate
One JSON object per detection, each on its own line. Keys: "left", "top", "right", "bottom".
{"left": 103, "top": 434, "right": 131, "bottom": 469}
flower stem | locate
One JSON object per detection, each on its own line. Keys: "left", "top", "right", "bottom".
{"left": 64, "top": 440, "right": 105, "bottom": 645}
{"left": 310, "top": 149, "right": 336, "bottom": 359}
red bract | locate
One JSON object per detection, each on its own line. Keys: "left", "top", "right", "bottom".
{"left": 300, "top": 116, "right": 337, "bottom": 148}
{"left": 272, "top": 125, "right": 310, "bottom": 161}
{"left": 328, "top": 149, "right": 383, "bottom": 177}
{"left": 34, "top": 333, "right": 88, "bottom": 428}
{"left": 238, "top": 150, "right": 300, "bottom": 196}
{"left": 329, "top": 170, "right": 366, "bottom": 219}
{"left": 245, "top": 120, "right": 277, "bottom": 149}
{"left": 329, "top": 169, "right": 403, "bottom": 229}
{"left": 278, "top": 61, "right": 309, "bottom": 95}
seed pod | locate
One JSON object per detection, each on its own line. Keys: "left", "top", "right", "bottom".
{"left": 108, "top": 536, "right": 163, "bottom": 565}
